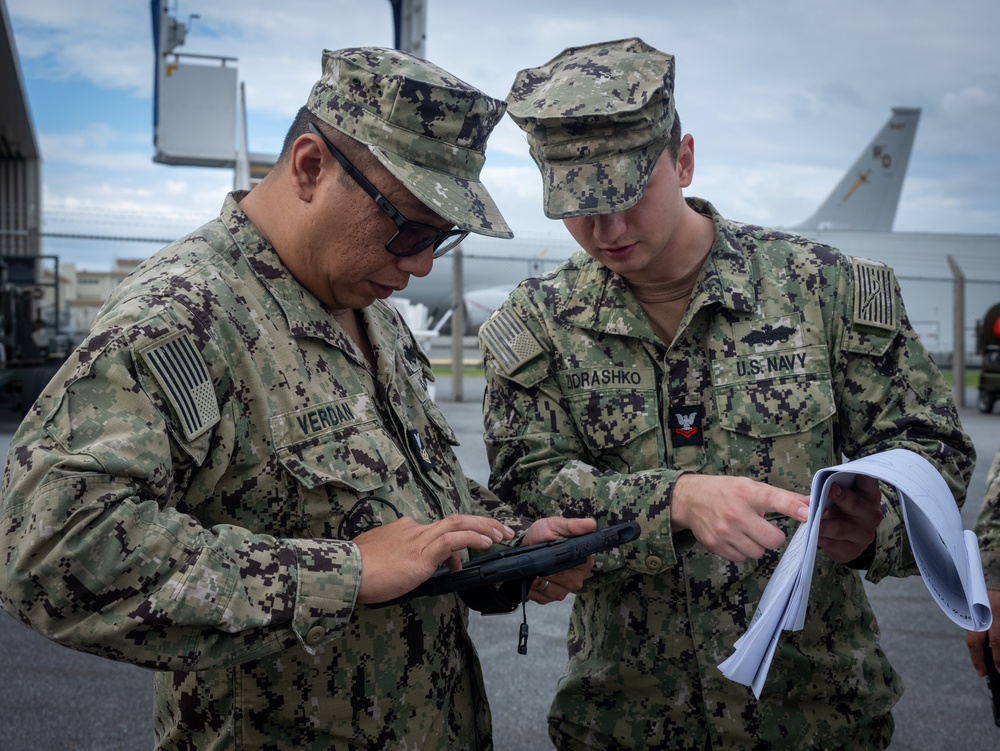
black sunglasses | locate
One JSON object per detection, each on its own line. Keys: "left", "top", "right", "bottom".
{"left": 307, "top": 123, "right": 468, "bottom": 258}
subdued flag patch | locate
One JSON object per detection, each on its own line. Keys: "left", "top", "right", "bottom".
{"left": 852, "top": 260, "right": 897, "bottom": 331}
{"left": 480, "top": 308, "right": 543, "bottom": 373}
{"left": 140, "top": 331, "right": 221, "bottom": 440}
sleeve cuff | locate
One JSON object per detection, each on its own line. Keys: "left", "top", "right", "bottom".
{"left": 288, "top": 538, "right": 362, "bottom": 653}
{"left": 619, "top": 469, "right": 683, "bottom": 574}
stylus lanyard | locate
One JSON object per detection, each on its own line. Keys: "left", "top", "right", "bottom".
{"left": 518, "top": 578, "right": 530, "bottom": 655}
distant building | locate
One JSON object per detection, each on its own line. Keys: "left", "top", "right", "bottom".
{"left": 40, "top": 258, "right": 141, "bottom": 344}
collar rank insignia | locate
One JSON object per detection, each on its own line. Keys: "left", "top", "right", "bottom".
{"left": 670, "top": 405, "right": 705, "bottom": 447}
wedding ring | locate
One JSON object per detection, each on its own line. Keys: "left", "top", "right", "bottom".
{"left": 538, "top": 579, "right": 551, "bottom": 592}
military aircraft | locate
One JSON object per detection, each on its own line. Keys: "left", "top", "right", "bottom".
{"left": 398, "top": 107, "right": 922, "bottom": 334}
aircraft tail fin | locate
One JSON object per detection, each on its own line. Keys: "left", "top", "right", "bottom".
{"left": 792, "top": 107, "right": 920, "bottom": 232}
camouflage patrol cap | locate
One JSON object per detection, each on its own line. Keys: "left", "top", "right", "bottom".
{"left": 307, "top": 47, "right": 512, "bottom": 239}
{"left": 505, "top": 37, "right": 675, "bottom": 219}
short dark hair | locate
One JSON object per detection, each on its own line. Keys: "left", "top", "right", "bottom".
{"left": 664, "top": 110, "right": 682, "bottom": 162}
{"left": 277, "top": 106, "right": 315, "bottom": 163}
{"left": 278, "top": 106, "right": 382, "bottom": 180}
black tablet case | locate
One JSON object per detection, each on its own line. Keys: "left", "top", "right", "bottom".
{"left": 372, "top": 521, "right": 641, "bottom": 613}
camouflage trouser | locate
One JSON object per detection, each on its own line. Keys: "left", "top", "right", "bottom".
{"left": 547, "top": 713, "right": 894, "bottom": 750}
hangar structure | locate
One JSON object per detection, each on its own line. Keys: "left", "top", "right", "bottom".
{"left": 0, "top": 0, "right": 39, "bottom": 258}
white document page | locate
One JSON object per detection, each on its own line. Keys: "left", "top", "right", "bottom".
{"left": 718, "top": 449, "right": 992, "bottom": 698}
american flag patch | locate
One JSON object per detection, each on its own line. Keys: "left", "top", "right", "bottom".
{"left": 480, "top": 308, "right": 543, "bottom": 373}
{"left": 140, "top": 332, "right": 220, "bottom": 440}
{"left": 852, "top": 260, "right": 897, "bottom": 331}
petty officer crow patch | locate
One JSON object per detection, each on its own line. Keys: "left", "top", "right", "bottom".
{"left": 670, "top": 405, "right": 705, "bottom": 447}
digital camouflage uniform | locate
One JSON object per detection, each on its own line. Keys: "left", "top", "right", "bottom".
{"left": 0, "top": 194, "right": 521, "bottom": 749}
{"left": 0, "top": 46, "right": 518, "bottom": 751}
{"left": 480, "top": 197, "right": 974, "bottom": 750}
{"left": 976, "top": 449, "right": 1000, "bottom": 590}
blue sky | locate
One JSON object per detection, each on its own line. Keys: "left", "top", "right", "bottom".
{"left": 7, "top": 0, "right": 1000, "bottom": 271}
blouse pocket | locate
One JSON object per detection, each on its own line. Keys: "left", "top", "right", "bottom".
{"left": 712, "top": 346, "right": 837, "bottom": 484}
{"left": 714, "top": 372, "right": 836, "bottom": 439}
{"left": 565, "top": 384, "right": 660, "bottom": 474}
{"left": 272, "top": 398, "right": 406, "bottom": 538}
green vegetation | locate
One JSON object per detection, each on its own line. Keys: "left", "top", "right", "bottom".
{"left": 432, "top": 364, "right": 485, "bottom": 378}
{"left": 940, "top": 369, "right": 981, "bottom": 388}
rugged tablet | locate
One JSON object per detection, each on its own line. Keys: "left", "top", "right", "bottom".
{"left": 373, "top": 521, "right": 641, "bottom": 612}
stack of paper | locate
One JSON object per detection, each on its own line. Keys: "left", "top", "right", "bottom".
{"left": 718, "top": 448, "right": 993, "bottom": 698}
